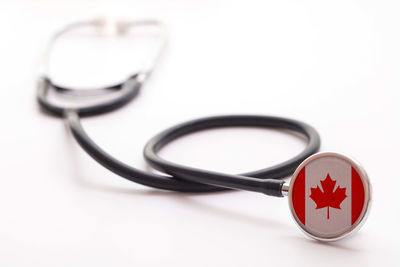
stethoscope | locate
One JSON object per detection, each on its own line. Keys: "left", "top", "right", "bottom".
{"left": 37, "top": 18, "right": 371, "bottom": 242}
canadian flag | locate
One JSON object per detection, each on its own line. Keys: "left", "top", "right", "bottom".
{"left": 290, "top": 154, "right": 367, "bottom": 238}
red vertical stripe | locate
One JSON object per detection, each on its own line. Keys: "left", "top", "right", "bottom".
{"left": 351, "top": 167, "right": 365, "bottom": 225}
{"left": 293, "top": 167, "right": 305, "bottom": 225}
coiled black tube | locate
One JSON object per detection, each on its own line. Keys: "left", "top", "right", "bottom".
{"left": 38, "top": 76, "right": 320, "bottom": 197}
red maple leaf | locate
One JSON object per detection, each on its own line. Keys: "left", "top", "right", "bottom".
{"left": 309, "top": 173, "right": 347, "bottom": 219}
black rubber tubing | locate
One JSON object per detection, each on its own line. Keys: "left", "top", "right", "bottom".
{"left": 38, "top": 75, "right": 321, "bottom": 196}
{"left": 37, "top": 74, "right": 141, "bottom": 117}
{"left": 66, "top": 111, "right": 320, "bottom": 196}
{"left": 143, "top": 115, "right": 320, "bottom": 196}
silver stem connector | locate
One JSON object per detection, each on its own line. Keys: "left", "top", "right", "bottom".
{"left": 281, "top": 183, "right": 289, "bottom": 197}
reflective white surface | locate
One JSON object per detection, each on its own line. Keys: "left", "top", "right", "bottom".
{"left": 0, "top": 0, "right": 399, "bottom": 266}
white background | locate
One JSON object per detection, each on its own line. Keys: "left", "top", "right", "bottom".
{"left": 0, "top": 0, "right": 399, "bottom": 266}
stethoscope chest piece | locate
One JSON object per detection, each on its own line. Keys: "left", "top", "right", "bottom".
{"left": 288, "top": 152, "right": 371, "bottom": 241}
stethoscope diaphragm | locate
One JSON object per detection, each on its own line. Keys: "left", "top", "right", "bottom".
{"left": 288, "top": 152, "right": 371, "bottom": 241}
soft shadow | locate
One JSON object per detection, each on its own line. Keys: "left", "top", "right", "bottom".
{"left": 282, "top": 233, "right": 367, "bottom": 253}
{"left": 171, "top": 195, "right": 288, "bottom": 230}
